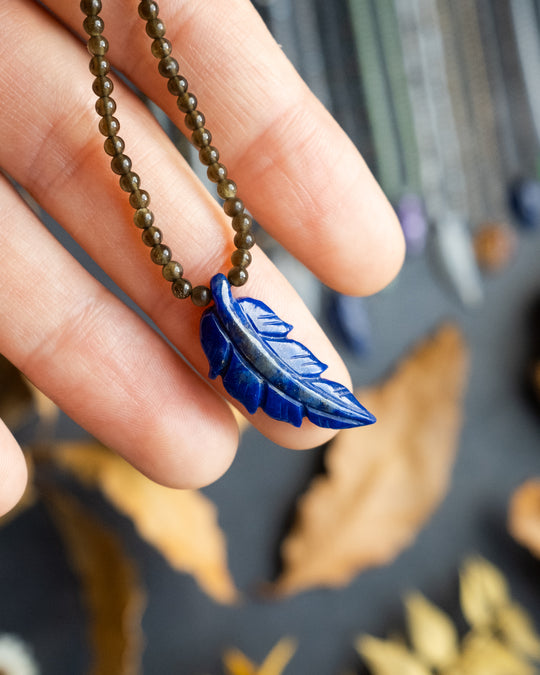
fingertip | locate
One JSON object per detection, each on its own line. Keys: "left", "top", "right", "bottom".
{"left": 0, "top": 421, "right": 28, "bottom": 517}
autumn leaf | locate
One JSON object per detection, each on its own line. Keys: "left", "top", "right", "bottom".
{"left": 223, "top": 638, "right": 297, "bottom": 675}
{"left": 43, "top": 488, "right": 145, "bottom": 675}
{"left": 459, "top": 556, "right": 510, "bottom": 630}
{"left": 273, "top": 325, "right": 468, "bottom": 595}
{"left": 405, "top": 592, "right": 459, "bottom": 669}
{"left": 0, "top": 355, "right": 33, "bottom": 430}
{"left": 508, "top": 480, "right": 540, "bottom": 560}
{"left": 357, "top": 636, "right": 431, "bottom": 675}
{"left": 51, "top": 441, "right": 238, "bottom": 604}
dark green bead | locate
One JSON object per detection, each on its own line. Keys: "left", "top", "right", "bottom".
{"left": 185, "top": 110, "right": 205, "bottom": 130}
{"left": 177, "top": 92, "right": 197, "bottom": 113}
{"left": 110, "top": 153, "right": 132, "bottom": 175}
{"left": 134, "top": 208, "right": 154, "bottom": 229}
{"left": 98, "top": 116, "right": 120, "bottom": 136}
{"left": 80, "top": 0, "right": 101, "bottom": 16}
{"left": 151, "top": 38, "right": 171, "bottom": 59}
{"left": 146, "top": 18, "right": 166, "bottom": 39}
{"left": 93, "top": 76, "right": 113, "bottom": 97}
{"left": 224, "top": 198, "right": 244, "bottom": 217}
{"left": 83, "top": 16, "right": 104, "bottom": 36}
{"left": 119, "top": 172, "right": 140, "bottom": 192}
{"left": 191, "top": 127, "right": 211, "bottom": 148}
{"left": 199, "top": 146, "right": 219, "bottom": 166}
{"left": 151, "top": 244, "right": 171, "bottom": 265}
{"left": 234, "top": 231, "right": 255, "bottom": 249}
{"left": 141, "top": 226, "right": 162, "bottom": 246}
{"left": 162, "top": 260, "right": 183, "bottom": 281}
{"left": 207, "top": 163, "right": 227, "bottom": 183}
{"left": 158, "top": 56, "right": 179, "bottom": 78}
{"left": 95, "top": 96, "right": 116, "bottom": 117}
{"left": 104, "top": 135, "right": 124, "bottom": 156}
{"left": 167, "top": 76, "right": 188, "bottom": 96}
{"left": 172, "top": 278, "right": 192, "bottom": 299}
{"left": 89, "top": 55, "right": 110, "bottom": 76}
{"left": 231, "top": 249, "right": 252, "bottom": 268}
{"left": 87, "top": 35, "right": 108, "bottom": 56}
{"left": 129, "top": 189, "right": 150, "bottom": 209}
{"left": 217, "top": 179, "right": 237, "bottom": 199}
{"left": 138, "top": 1, "right": 159, "bottom": 20}
{"left": 228, "top": 266, "right": 248, "bottom": 287}
{"left": 232, "top": 213, "right": 252, "bottom": 232}
{"left": 191, "top": 285, "right": 212, "bottom": 307}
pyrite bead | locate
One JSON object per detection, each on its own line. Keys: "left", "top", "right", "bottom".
{"left": 104, "top": 135, "right": 124, "bottom": 156}
{"left": 93, "top": 76, "right": 113, "bottom": 97}
{"left": 134, "top": 208, "right": 154, "bottom": 229}
{"left": 80, "top": 0, "right": 101, "bottom": 16}
{"left": 232, "top": 213, "right": 252, "bottom": 232}
{"left": 83, "top": 16, "right": 104, "bottom": 35}
{"left": 224, "top": 198, "right": 244, "bottom": 217}
{"left": 191, "top": 285, "right": 212, "bottom": 307}
{"left": 177, "top": 92, "right": 198, "bottom": 113}
{"left": 119, "top": 172, "right": 140, "bottom": 192}
{"left": 191, "top": 128, "right": 211, "bottom": 148}
{"left": 162, "top": 260, "right": 183, "bottom": 281}
{"left": 95, "top": 96, "right": 116, "bottom": 117}
{"left": 98, "top": 116, "right": 120, "bottom": 136}
{"left": 138, "top": 1, "right": 159, "bottom": 20}
{"left": 87, "top": 35, "right": 108, "bottom": 55}
{"left": 167, "top": 76, "right": 188, "bottom": 96}
{"left": 158, "top": 56, "right": 179, "bottom": 78}
{"left": 217, "top": 179, "right": 237, "bottom": 199}
{"left": 172, "top": 278, "right": 192, "bottom": 299}
{"left": 151, "top": 244, "right": 171, "bottom": 265}
{"left": 207, "top": 163, "right": 227, "bottom": 183}
{"left": 185, "top": 111, "right": 205, "bottom": 130}
{"left": 89, "top": 55, "right": 110, "bottom": 76}
{"left": 231, "top": 249, "right": 252, "bottom": 268}
{"left": 228, "top": 266, "right": 248, "bottom": 286}
{"left": 110, "top": 153, "right": 132, "bottom": 175}
{"left": 234, "top": 231, "right": 255, "bottom": 249}
{"left": 146, "top": 18, "right": 166, "bottom": 39}
{"left": 151, "top": 38, "right": 171, "bottom": 59}
{"left": 129, "top": 189, "right": 150, "bottom": 209}
{"left": 199, "top": 146, "right": 219, "bottom": 166}
{"left": 142, "top": 226, "right": 162, "bottom": 246}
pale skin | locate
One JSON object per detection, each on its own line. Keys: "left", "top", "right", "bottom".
{"left": 0, "top": 0, "right": 405, "bottom": 516}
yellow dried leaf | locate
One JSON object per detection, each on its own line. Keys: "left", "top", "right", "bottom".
{"left": 497, "top": 603, "right": 540, "bottom": 661}
{"left": 0, "top": 355, "right": 32, "bottom": 430}
{"left": 273, "top": 325, "right": 468, "bottom": 595}
{"left": 43, "top": 488, "right": 145, "bottom": 675}
{"left": 357, "top": 636, "right": 431, "bottom": 675}
{"left": 52, "top": 441, "right": 238, "bottom": 604}
{"left": 223, "top": 649, "right": 257, "bottom": 675}
{"left": 459, "top": 556, "right": 510, "bottom": 629}
{"left": 453, "top": 631, "right": 535, "bottom": 675}
{"left": 508, "top": 480, "right": 540, "bottom": 559}
{"left": 223, "top": 639, "right": 296, "bottom": 675}
{"left": 405, "top": 592, "right": 458, "bottom": 669}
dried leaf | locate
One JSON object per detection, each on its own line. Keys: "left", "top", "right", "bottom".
{"left": 357, "top": 636, "right": 431, "bottom": 675}
{"left": 0, "top": 355, "right": 32, "bottom": 430}
{"left": 273, "top": 325, "right": 468, "bottom": 595}
{"left": 224, "top": 639, "right": 297, "bottom": 675}
{"left": 452, "top": 632, "right": 535, "bottom": 675}
{"left": 43, "top": 488, "right": 145, "bottom": 675}
{"left": 52, "top": 442, "right": 238, "bottom": 604}
{"left": 459, "top": 556, "right": 510, "bottom": 629}
{"left": 405, "top": 592, "right": 459, "bottom": 669}
{"left": 497, "top": 603, "right": 540, "bottom": 661}
{"left": 508, "top": 480, "right": 540, "bottom": 559}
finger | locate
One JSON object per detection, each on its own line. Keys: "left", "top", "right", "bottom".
{"left": 48, "top": 0, "right": 405, "bottom": 295}
{"left": 0, "top": 418, "right": 27, "bottom": 517}
{"left": 0, "top": 0, "right": 356, "bottom": 449}
{"left": 0, "top": 174, "right": 238, "bottom": 488}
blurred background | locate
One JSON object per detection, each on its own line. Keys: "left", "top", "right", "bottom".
{"left": 2, "top": 0, "right": 540, "bottom": 673}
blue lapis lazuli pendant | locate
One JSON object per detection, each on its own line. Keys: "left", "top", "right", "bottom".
{"left": 200, "top": 274, "right": 376, "bottom": 429}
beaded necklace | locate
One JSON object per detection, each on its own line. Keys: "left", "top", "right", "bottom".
{"left": 80, "top": 0, "right": 375, "bottom": 430}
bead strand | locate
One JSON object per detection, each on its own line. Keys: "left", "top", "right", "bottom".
{"left": 137, "top": 0, "right": 254, "bottom": 288}
{"left": 81, "top": 0, "right": 211, "bottom": 306}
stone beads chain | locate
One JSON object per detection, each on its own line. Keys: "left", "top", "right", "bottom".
{"left": 80, "top": 0, "right": 255, "bottom": 307}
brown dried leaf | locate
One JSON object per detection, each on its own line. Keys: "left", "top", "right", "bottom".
{"left": 508, "top": 480, "right": 540, "bottom": 560}
{"left": 43, "top": 488, "right": 145, "bottom": 675}
{"left": 52, "top": 441, "right": 238, "bottom": 604}
{"left": 223, "top": 639, "right": 297, "bottom": 675}
{"left": 405, "top": 592, "right": 459, "bottom": 669}
{"left": 357, "top": 636, "right": 431, "bottom": 675}
{"left": 0, "top": 355, "right": 32, "bottom": 430}
{"left": 459, "top": 556, "right": 510, "bottom": 630}
{"left": 273, "top": 325, "right": 468, "bottom": 595}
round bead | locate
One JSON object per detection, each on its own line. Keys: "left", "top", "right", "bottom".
{"left": 151, "top": 244, "right": 171, "bottom": 265}
{"left": 167, "top": 76, "right": 188, "bottom": 96}
{"left": 110, "top": 153, "right": 132, "bottom": 175}
{"left": 177, "top": 92, "right": 197, "bottom": 113}
{"left": 191, "top": 285, "right": 212, "bottom": 307}
{"left": 191, "top": 128, "right": 211, "bottom": 148}
{"left": 199, "top": 146, "right": 219, "bottom": 166}
{"left": 474, "top": 222, "right": 517, "bottom": 273}
{"left": 224, "top": 198, "right": 244, "bottom": 217}
{"left": 207, "top": 163, "right": 227, "bottom": 183}
{"left": 185, "top": 110, "right": 205, "bottom": 130}
{"left": 138, "top": 1, "right": 159, "bottom": 20}
{"left": 83, "top": 16, "right": 104, "bottom": 36}
{"left": 87, "top": 35, "right": 108, "bottom": 56}
{"left": 129, "top": 189, "right": 150, "bottom": 209}
{"left": 104, "top": 135, "right": 124, "bottom": 156}
{"left": 228, "top": 266, "right": 248, "bottom": 286}
{"left": 231, "top": 249, "right": 252, "bottom": 268}
{"left": 151, "top": 38, "right": 171, "bottom": 59}
{"left": 141, "top": 226, "right": 162, "bottom": 246}
{"left": 95, "top": 96, "right": 116, "bottom": 117}
{"left": 232, "top": 213, "right": 252, "bottom": 233}
{"left": 133, "top": 208, "right": 154, "bottom": 229}
{"left": 234, "top": 231, "right": 255, "bottom": 249}
{"left": 93, "top": 76, "right": 113, "bottom": 97}
{"left": 172, "top": 278, "right": 192, "bottom": 299}
{"left": 119, "top": 172, "right": 140, "bottom": 192}
{"left": 146, "top": 19, "right": 166, "bottom": 39}
{"left": 98, "top": 116, "right": 120, "bottom": 136}
{"left": 162, "top": 260, "right": 183, "bottom": 281}
{"left": 89, "top": 55, "right": 110, "bottom": 77}
{"left": 80, "top": 0, "right": 101, "bottom": 16}
{"left": 158, "top": 56, "right": 179, "bottom": 78}
{"left": 217, "top": 179, "right": 237, "bottom": 199}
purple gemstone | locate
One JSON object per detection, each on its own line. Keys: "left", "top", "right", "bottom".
{"left": 396, "top": 194, "right": 428, "bottom": 256}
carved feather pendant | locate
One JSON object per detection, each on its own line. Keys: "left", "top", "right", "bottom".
{"left": 200, "top": 274, "right": 376, "bottom": 429}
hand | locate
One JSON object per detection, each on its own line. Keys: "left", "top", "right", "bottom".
{"left": 0, "top": 0, "right": 404, "bottom": 515}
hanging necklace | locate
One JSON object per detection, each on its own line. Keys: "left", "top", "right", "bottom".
{"left": 80, "top": 0, "right": 375, "bottom": 430}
